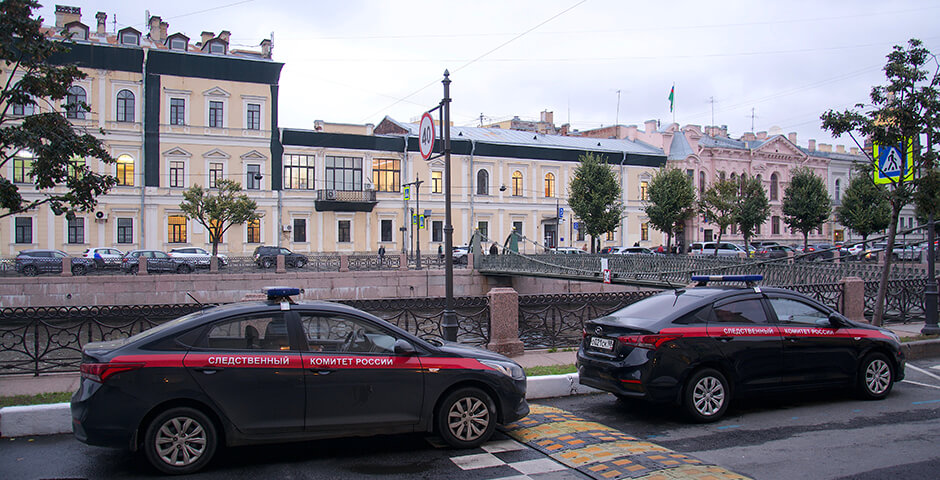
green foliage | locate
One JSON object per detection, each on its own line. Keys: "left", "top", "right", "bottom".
{"left": 836, "top": 172, "right": 890, "bottom": 242}
{"left": 735, "top": 175, "right": 770, "bottom": 253}
{"left": 698, "top": 179, "right": 738, "bottom": 254}
{"left": 0, "top": 0, "right": 115, "bottom": 219}
{"left": 0, "top": 391, "right": 72, "bottom": 408}
{"left": 914, "top": 167, "right": 940, "bottom": 223}
{"left": 782, "top": 167, "right": 831, "bottom": 250}
{"left": 568, "top": 153, "right": 624, "bottom": 253}
{"left": 644, "top": 168, "right": 695, "bottom": 252}
{"left": 179, "top": 180, "right": 260, "bottom": 256}
{"left": 524, "top": 364, "right": 578, "bottom": 377}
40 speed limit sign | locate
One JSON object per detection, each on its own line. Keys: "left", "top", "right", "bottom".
{"left": 418, "top": 112, "right": 435, "bottom": 160}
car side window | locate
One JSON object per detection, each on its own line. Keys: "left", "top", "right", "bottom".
{"left": 205, "top": 313, "right": 291, "bottom": 351}
{"left": 712, "top": 299, "right": 768, "bottom": 324}
{"left": 300, "top": 314, "right": 397, "bottom": 354}
{"left": 769, "top": 298, "right": 828, "bottom": 326}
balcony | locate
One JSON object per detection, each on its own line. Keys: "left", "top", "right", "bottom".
{"left": 315, "top": 189, "right": 378, "bottom": 212}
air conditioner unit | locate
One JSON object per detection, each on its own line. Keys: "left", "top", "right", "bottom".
{"left": 94, "top": 211, "right": 108, "bottom": 221}
{"left": 282, "top": 224, "right": 292, "bottom": 232}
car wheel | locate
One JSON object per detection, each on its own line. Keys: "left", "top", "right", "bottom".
{"left": 129, "top": 265, "right": 139, "bottom": 275}
{"left": 144, "top": 407, "right": 217, "bottom": 475}
{"left": 294, "top": 257, "right": 306, "bottom": 268}
{"left": 23, "top": 265, "right": 39, "bottom": 276}
{"left": 177, "top": 264, "right": 192, "bottom": 274}
{"left": 71, "top": 264, "right": 87, "bottom": 276}
{"left": 857, "top": 353, "right": 893, "bottom": 400}
{"left": 261, "top": 258, "right": 273, "bottom": 269}
{"left": 436, "top": 387, "right": 496, "bottom": 449}
{"left": 682, "top": 368, "right": 730, "bottom": 422}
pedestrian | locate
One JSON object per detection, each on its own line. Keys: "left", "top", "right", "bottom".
{"left": 634, "top": 241, "right": 640, "bottom": 247}
{"left": 489, "top": 243, "right": 499, "bottom": 256}
{"left": 378, "top": 245, "right": 385, "bottom": 261}
{"left": 656, "top": 244, "right": 664, "bottom": 254}
{"left": 438, "top": 244, "right": 444, "bottom": 260}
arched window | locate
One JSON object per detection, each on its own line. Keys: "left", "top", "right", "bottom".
{"left": 544, "top": 172, "right": 555, "bottom": 198}
{"left": 730, "top": 172, "right": 737, "bottom": 181}
{"left": 718, "top": 171, "right": 726, "bottom": 181}
{"left": 476, "top": 169, "right": 489, "bottom": 195}
{"left": 66, "top": 86, "right": 86, "bottom": 119}
{"left": 116, "top": 154, "right": 134, "bottom": 186}
{"left": 770, "top": 173, "right": 779, "bottom": 201}
{"left": 699, "top": 171, "right": 706, "bottom": 195}
{"left": 835, "top": 179, "right": 841, "bottom": 201}
{"left": 512, "top": 171, "right": 523, "bottom": 197}
{"left": 116, "top": 90, "right": 134, "bottom": 122}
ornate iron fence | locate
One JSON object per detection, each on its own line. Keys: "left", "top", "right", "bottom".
{"left": 339, "top": 296, "right": 489, "bottom": 345}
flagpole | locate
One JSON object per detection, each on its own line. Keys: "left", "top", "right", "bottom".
{"left": 672, "top": 83, "right": 676, "bottom": 124}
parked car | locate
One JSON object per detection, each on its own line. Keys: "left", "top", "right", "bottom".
{"left": 16, "top": 249, "right": 97, "bottom": 276}
{"left": 452, "top": 246, "right": 469, "bottom": 265}
{"left": 553, "top": 247, "right": 587, "bottom": 254}
{"left": 253, "top": 245, "right": 307, "bottom": 268}
{"left": 121, "top": 250, "right": 196, "bottom": 274}
{"left": 755, "top": 244, "right": 794, "bottom": 259}
{"left": 690, "top": 242, "right": 746, "bottom": 257}
{"left": 168, "top": 247, "right": 229, "bottom": 267}
{"left": 72, "top": 286, "right": 528, "bottom": 474}
{"left": 862, "top": 242, "right": 889, "bottom": 262}
{"left": 846, "top": 243, "right": 867, "bottom": 258}
{"left": 802, "top": 244, "right": 836, "bottom": 262}
{"left": 893, "top": 243, "right": 924, "bottom": 261}
{"left": 82, "top": 247, "right": 125, "bottom": 269}
{"left": 577, "top": 274, "right": 904, "bottom": 422}
{"left": 618, "top": 246, "right": 656, "bottom": 255}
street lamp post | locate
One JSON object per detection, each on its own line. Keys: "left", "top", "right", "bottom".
{"left": 441, "top": 70, "right": 458, "bottom": 342}
{"left": 922, "top": 216, "right": 939, "bottom": 334}
{"left": 403, "top": 177, "right": 424, "bottom": 270}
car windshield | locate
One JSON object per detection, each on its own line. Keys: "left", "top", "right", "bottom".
{"left": 124, "top": 309, "right": 211, "bottom": 344}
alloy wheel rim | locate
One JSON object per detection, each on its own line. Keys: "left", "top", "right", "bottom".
{"left": 693, "top": 376, "right": 725, "bottom": 416}
{"left": 447, "top": 397, "right": 490, "bottom": 442}
{"left": 155, "top": 416, "right": 207, "bottom": 467}
{"left": 865, "top": 359, "right": 891, "bottom": 395}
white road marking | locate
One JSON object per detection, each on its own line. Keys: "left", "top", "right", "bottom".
{"left": 482, "top": 439, "right": 526, "bottom": 453}
{"left": 510, "top": 458, "right": 568, "bottom": 475}
{"left": 907, "top": 364, "right": 940, "bottom": 382}
{"left": 451, "top": 453, "right": 504, "bottom": 470}
{"left": 902, "top": 379, "right": 940, "bottom": 390}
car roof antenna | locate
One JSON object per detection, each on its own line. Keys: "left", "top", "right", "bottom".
{"left": 186, "top": 292, "right": 203, "bottom": 306}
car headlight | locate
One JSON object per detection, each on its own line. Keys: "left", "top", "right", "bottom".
{"left": 480, "top": 359, "right": 525, "bottom": 381}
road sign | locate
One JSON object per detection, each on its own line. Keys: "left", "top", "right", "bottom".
{"left": 558, "top": 207, "right": 564, "bottom": 219}
{"left": 418, "top": 112, "right": 435, "bottom": 160}
{"left": 573, "top": 222, "right": 579, "bottom": 230}
{"left": 403, "top": 185, "right": 410, "bottom": 201}
{"left": 873, "top": 142, "right": 914, "bottom": 185}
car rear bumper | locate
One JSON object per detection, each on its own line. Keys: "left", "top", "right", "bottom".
{"left": 576, "top": 349, "right": 677, "bottom": 402}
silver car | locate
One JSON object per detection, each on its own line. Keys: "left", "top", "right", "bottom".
{"left": 83, "top": 247, "right": 125, "bottom": 269}
{"left": 168, "top": 247, "right": 229, "bottom": 267}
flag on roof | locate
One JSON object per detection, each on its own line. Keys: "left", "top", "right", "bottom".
{"left": 668, "top": 85, "right": 675, "bottom": 113}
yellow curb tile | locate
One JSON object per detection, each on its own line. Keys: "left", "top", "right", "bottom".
{"left": 602, "top": 470, "right": 622, "bottom": 478}
{"left": 589, "top": 465, "right": 608, "bottom": 472}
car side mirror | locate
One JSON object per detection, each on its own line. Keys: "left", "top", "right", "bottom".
{"left": 824, "top": 312, "right": 848, "bottom": 328}
{"left": 394, "top": 339, "right": 416, "bottom": 355}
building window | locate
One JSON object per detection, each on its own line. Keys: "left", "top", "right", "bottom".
{"left": 577, "top": 222, "right": 585, "bottom": 241}
{"left": 247, "top": 219, "right": 261, "bottom": 243}
{"left": 117, "top": 218, "right": 133, "bottom": 244}
{"left": 512, "top": 171, "right": 523, "bottom": 197}
{"left": 284, "top": 155, "right": 315, "bottom": 190}
{"left": 641, "top": 222, "right": 649, "bottom": 241}
{"left": 770, "top": 173, "right": 778, "bottom": 201}
{"left": 13, "top": 151, "right": 33, "bottom": 183}
{"left": 66, "top": 85, "right": 86, "bottom": 119}
{"left": 338, "top": 220, "right": 351, "bottom": 243}
{"left": 477, "top": 169, "right": 489, "bottom": 195}
{"left": 168, "top": 215, "right": 187, "bottom": 243}
{"left": 116, "top": 89, "right": 134, "bottom": 122}
{"left": 478, "top": 221, "right": 488, "bottom": 241}
{"left": 607, "top": 230, "right": 614, "bottom": 241}
{"left": 772, "top": 216, "right": 780, "bottom": 235}
{"left": 640, "top": 181, "right": 649, "bottom": 201}
{"left": 432, "top": 220, "right": 443, "bottom": 242}
{"left": 68, "top": 156, "right": 85, "bottom": 179}
{"left": 325, "top": 155, "right": 362, "bottom": 191}
{"left": 170, "top": 98, "right": 185, "bottom": 125}
{"left": 169, "top": 161, "right": 184, "bottom": 188}
{"left": 544, "top": 173, "right": 555, "bottom": 198}
{"left": 208, "top": 163, "right": 223, "bottom": 188}
{"left": 12, "top": 101, "right": 35, "bottom": 116}
{"left": 15, "top": 217, "right": 32, "bottom": 244}
{"left": 120, "top": 31, "right": 139, "bottom": 45}
{"left": 431, "top": 171, "right": 442, "bottom": 194}
{"left": 68, "top": 217, "right": 85, "bottom": 244}
{"left": 246, "top": 164, "right": 261, "bottom": 190}
{"left": 293, "top": 218, "right": 306, "bottom": 243}
{"left": 835, "top": 179, "right": 841, "bottom": 202}
{"left": 372, "top": 158, "right": 400, "bottom": 192}
{"left": 756, "top": 221, "right": 762, "bottom": 235}
{"left": 686, "top": 169, "right": 694, "bottom": 180}
{"left": 209, "top": 42, "right": 226, "bottom": 55}
{"left": 116, "top": 154, "right": 134, "bottom": 186}
{"left": 246, "top": 103, "right": 261, "bottom": 130}
{"left": 513, "top": 221, "right": 523, "bottom": 236}
{"left": 699, "top": 171, "right": 706, "bottom": 195}
{"left": 209, "top": 101, "right": 224, "bottom": 128}
{"left": 719, "top": 171, "right": 726, "bottom": 181}
{"left": 381, "top": 219, "right": 393, "bottom": 242}
{"left": 169, "top": 38, "right": 187, "bottom": 51}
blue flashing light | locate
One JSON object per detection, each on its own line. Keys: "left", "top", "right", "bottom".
{"left": 263, "top": 286, "right": 302, "bottom": 299}
{"left": 691, "top": 275, "right": 763, "bottom": 286}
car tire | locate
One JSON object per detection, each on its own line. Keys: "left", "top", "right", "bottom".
{"left": 436, "top": 387, "right": 496, "bottom": 449}
{"left": 857, "top": 353, "right": 893, "bottom": 400}
{"left": 294, "top": 257, "right": 306, "bottom": 268}
{"left": 71, "top": 264, "right": 87, "bottom": 276}
{"left": 261, "top": 258, "right": 274, "bottom": 269}
{"left": 682, "top": 368, "right": 730, "bottom": 422}
{"left": 22, "top": 265, "right": 39, "bottom": 276}
{"left": 129, "top": 265, "right": 139, "bottom": 275}
{"left": 177, "top": 264, "right": 192, "bottom": 274}
{"left": 144, "top": 406, "right": 217, "bottom": 475}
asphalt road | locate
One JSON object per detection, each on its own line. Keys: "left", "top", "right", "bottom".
{"left": 542, "top": 355, "right": 940, "bottom": 480}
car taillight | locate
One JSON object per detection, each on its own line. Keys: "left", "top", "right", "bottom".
{"left": 80, "top": 362, "right": 144, "bottom": 383}
{"left": 759, "top": 249, "right": 767, "bottom": 254}
{"left": 617, "top": 334, "right": 680, "bottom": 350}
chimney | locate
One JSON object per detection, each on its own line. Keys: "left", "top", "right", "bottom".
{"left": 808, "top": 139, "right": 816, "bottom": 151}
{"left": 160, "top": 21, "right": 168, "bottom": 43}
{"left": 55, "top": 5, "right": 81, "bottom": 28}
{"left": 720, "top": 125, "right": 728, "bottom": 138}
{"left": 757, "top": 131, "right": 767, "bottom": 140}
{"left": 148, "top": 15, "right": 162, "bottom": 41}
{"left": 201, "top": 31, "right": 215, "bottom": 44}
{"left": 742, "top": 132, "right": 757, "bottom": 141}
{"left": 788, "top": 132, "right": 797, "bottom": 144}
{"left": 644, "top": 119, "right": 657, "bottom": 134}
{"left": 314, "top": 120, "right": 324, "bottom": 132}
{"left": 366, "top": 123, "right": 374, "bottom": 135}
{"left": 559, "top": 123, "right": 569, "bottom": 136}
{"left": 260, "top": 38, "right": 272, "bottom": 59}
{"left": 541, "top": 110, "right": 553, "bottom": 125}
{"left": 217, "top": 30, "right": 231, "bottom": 43}
{"left": 95, "top": 11, "right": 106, "bottom": 35}
{"left": 836, "top": 145, "right": 845, "bottom": 153}
{"left": 850, "top": 147, "right": 859, "bottom": 155}
{"left": 819, "top": 143, "right": 832, "bottom": 152}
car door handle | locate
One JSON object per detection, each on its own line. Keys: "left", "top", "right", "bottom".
{"left": 194, "top": 367, "right": 222, "bottom": 374}
{"left": 309, "top": 369, "right": 335, "bottom": 375}
{"left": 716, "top": 336, "right": 733, "bottom": 342}
{"left": 785, "top": 336, "right": 800, "bottom": 341}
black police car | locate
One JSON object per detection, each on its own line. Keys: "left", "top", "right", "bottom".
{"left": 578, "top": 275, "right": 905, "bottom": 422}
{"left": 72, "top": 287, "right": 528, "bottom": 475}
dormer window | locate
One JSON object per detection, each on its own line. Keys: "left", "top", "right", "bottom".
{"left": 64, "top": 22, "right": 88, "bottom": 41}
{"left": 118, "top": 27, "right": 140, "bottom": 46}
{"left": 166, "top": 33, "right": 189, "bottom": 51}
{"left": 203, "top": 38, "right": 227, "bottom": 55}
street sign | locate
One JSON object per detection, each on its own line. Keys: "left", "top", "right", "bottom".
{"left": 558, "top": 207, "right": 564, "bottom": 219}
{"left": 403, "top": 185, "right": 411, "bottom": 201}
{"left": 573, "top": 222, "right": 579, "bottom": 230}
{"left": 418, "top": 112, "right": 435, "bottom": 160}
{"left": 873, "top": 141, "right": 914, "bottom": 185}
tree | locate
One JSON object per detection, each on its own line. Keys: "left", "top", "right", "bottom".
{"left": 836, "top": 170, "right": 890, "bottom": 247}
{"left": 698, "top": 179, "right": 738, "bottom": 255}
{"left": 568, "top": 152, "right": 624, "bottom": 253}
{"left": 0, "top": 0, "right": 115, "bottom": 219}
{"left": 735, "top": 175, "right": 770, "bottom": 255}
{"left": 644, "top": 168, "right": 695, "bottom": 253}
{"left": 179, "top": 180, "right": 260, "bottom": 257}
{"left": 821, "top": 38, "right": 940, "bottom": 325}
{"left": 782, "top": 167, "right": 831, "bottom": 250}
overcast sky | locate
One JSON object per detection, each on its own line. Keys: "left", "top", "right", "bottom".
{"left": 38, "top": 0, "right": 940, "bottom": 149}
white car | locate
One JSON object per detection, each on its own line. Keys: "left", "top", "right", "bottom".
{"left": 82, "top": 247, "right": 125, "bottom": 269}
{"left": 847, "top": 243, "right": 867, "bottom": 258}
{"left": 691, "top": 242, "right": 747, "bottom": 257}
{"left": 553, "top": 247, "right": 587, "bottom": 254}
{"left": 168, "top": 247, "right": 228, "bottom": 267}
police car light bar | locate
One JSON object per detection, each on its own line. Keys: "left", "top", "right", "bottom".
{"left": 263, "top": 286, "right": 302, "bottom": 299}
{"left": 691, "top": 275, "right": 763, "bottom": 287}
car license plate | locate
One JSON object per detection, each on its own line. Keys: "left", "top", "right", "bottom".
{"left": 590, "top": 336, "right": 614, "bottom": 351}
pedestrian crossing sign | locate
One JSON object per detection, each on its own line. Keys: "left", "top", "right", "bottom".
{"left": 873, "top": 142, "right": 914, "bottom": 185}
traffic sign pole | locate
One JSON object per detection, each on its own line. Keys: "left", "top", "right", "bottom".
{"left": 441, "top": 70, "right": 457, "bottom": 343}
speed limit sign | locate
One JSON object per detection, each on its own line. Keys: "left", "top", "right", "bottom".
{"left": 418, "top": 112, "right": 435, "bottom": 160}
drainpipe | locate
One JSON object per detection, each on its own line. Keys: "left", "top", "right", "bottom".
{"left": 276, "top": 189, "right": 282, "bottom": 247}
{"left": 402, "top": 135, "right": 409, "bottom": 254}
{"left": 468, "top": 139, "right": 476, "bottom": 244}
{"left": 140, "top": 49, "right": 148, "bottom": 248}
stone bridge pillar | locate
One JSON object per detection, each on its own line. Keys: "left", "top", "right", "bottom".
{"left": 487, "top": 287, "right": 524, "bottom": 357}
{"left": 841, "top": 276, "right": 866, "bottom": 323}
{"left": 276, "top": 254, "right": 286, "bottom": 273}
